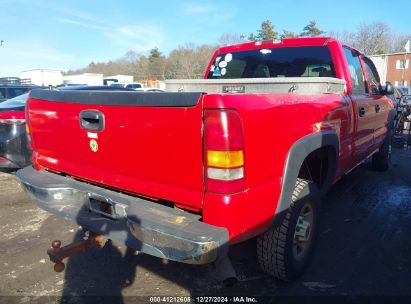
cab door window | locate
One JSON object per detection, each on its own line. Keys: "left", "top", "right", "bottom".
{"left": 343, "top": 47, "right": 366, "bottom": 94}
{"left": 363, "top": 57, "right": 381, "bottom": 95}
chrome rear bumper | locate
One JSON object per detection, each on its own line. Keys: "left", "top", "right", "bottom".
{"left": 16, "top": 166, "right": 229, "bottom": 264}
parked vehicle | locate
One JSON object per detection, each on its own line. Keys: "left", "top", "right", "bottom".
{"left": 125, "top": 83, "right": 144, "bottom": 90}
{"left": 140, "top": 88, "right": 165, "bottom": 92}
{"left": 0, "top": 84, "right": 39, "bottom": 103}
{"left": 397, "top": 94, "right": 411, "bottom": 114}
{"left": 109, "top": 82, "right": 144, "bottom": 90}
{"left": 0, "top": 93, "right": 30, "bottom": 168}
{"left": 400, "top": 94, "right": 411, "bottom": 104}
{"left": 396, "top": 86, "right": 411, "bottom": 96}
{"left": 0, "top": 86, "right": 135, "bottom": 169}
{"left": 17, "top": 37, "right": 394, "bottom": 281}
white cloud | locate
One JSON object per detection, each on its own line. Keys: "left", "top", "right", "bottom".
{"left": 55, "top": 17, "right": 107, "bottom": 31}
{"left": 106, "top": 25, "right": 166, "bottom": 51}
{"left": 57, "top": 7, "right": 110, "bottom": 26}
{"left": 54, "top": 12, "right": 166, "bottom": 52}
{"left": 182, "top": 3, "right": 214, "bottom": 14}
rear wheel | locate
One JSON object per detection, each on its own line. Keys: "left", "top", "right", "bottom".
{"left": 257, "top": 178, "right": 320, "bottom": 281}
{"left": 372, "top": 131, "right": 391, "bottom": 172}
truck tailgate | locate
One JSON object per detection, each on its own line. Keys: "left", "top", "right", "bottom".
{"left": 28, "top": 90, "right": 205, "bottom": 210}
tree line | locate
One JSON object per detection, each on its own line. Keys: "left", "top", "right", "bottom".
{"left": 66, "top": 20, "right": 411, "bottom": 80}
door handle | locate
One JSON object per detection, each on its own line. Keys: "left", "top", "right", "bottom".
{"left": 359, "top": 107, "right": 366, "bottom": 117}
{"left": 80, "top": 110, "right": 105, "bottom": 131}
{"left": 375, "top": 104, "right": 381, "bottom": 113}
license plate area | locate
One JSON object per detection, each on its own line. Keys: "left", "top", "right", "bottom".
{"left": 87, "top": 193, "right": 127, "bottom": 220}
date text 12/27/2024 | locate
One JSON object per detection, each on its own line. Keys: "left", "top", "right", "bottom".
{"left": 149, "top": 296, "right": 258, "bottom": 303}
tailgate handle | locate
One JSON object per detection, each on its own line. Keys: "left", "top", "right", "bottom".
{"left": 80, "top": 110, "right": 104, "bottom": 131}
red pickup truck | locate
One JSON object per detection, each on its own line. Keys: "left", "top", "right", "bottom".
{"left": 17, "top": 37, "right": 394, "bottom": 281}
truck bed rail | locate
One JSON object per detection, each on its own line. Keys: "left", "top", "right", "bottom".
{"left": 166, "top": 77, "right": 345, "bottom": 95}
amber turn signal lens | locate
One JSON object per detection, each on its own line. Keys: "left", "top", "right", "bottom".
{"left": 207, "top": 150, "right": 244, "bottom": 168}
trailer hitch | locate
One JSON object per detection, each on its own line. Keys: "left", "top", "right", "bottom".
{"left": 46, "top": 231, "right": 107, "bottom": 272}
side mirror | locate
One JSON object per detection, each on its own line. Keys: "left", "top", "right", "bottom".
{"left": 381, "top": 82, "right": 394, "bottom": 95}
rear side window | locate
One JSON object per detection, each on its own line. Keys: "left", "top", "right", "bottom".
{"left": 343, "top": 47, "right": 366, "bottom": 94}
{"left": 0, "top": 93, "right": 28, "bottom": 107}
{"left": 0, "top": 88, "right": 5, "bottom": 99}
{"left": 7, "top": 87, "right": 30, "bottom": 98}
{"left": 207, "top": 46, "right": 336, "bottom": 79}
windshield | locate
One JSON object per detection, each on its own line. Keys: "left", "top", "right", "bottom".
{"left": 109, "top": 83, "right": 125, "bottom": 88}
{"left": 207, "top": 46, "right": 336, "bottom": 79}
{"left": 126, "top": 84, "right": 142, "bottom": 89}
{"left": 0, "top": 93, "right": 28, "bottom": 108}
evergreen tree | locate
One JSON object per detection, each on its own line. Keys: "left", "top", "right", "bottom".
{"left": 256, "top": 20, "right": 278, "bottom": 40}
{"left": 280, "top": 30, "right": 299, "bottom": 38}
{"left": 300, "top": 20, "right": 326, "bottom": 37}
{"left": 149, "top": 47, "right": 162, "bottom": 61}
{"left": 248, "top": 20, "right": 278, "bottom": 41}
{"left": 248, "top": 33, "right": 257, "bottom": 41}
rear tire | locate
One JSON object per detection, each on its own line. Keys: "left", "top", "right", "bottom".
{"left": 257, "top": 178, "right": 320, "bottom": 281}
{"left": 372, "top": 132, "right": 391, "bottom": 172}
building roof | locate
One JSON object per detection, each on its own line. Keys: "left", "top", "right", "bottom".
{"left": 369, "top": 52, "right": 411, "bottom": 58}
{"left": 20, "top": 69, "right": 62, "bottom": 73}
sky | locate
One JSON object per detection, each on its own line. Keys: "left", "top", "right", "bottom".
{"left": 1, "top": 0, "right": 410, "bottom": 76}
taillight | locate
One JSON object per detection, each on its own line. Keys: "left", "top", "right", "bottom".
{"left": 25, "top": 103, "right": 32, "bottom": 148}
{"left": 204, "top": 109, "right": 245, "bottom": 193}
{"left": 0, "top": 111, "right": 25, "bottom": 125}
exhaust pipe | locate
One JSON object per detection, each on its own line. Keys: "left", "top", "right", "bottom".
{"left": 214, "top": 254, "right": 238, "bottom": 287}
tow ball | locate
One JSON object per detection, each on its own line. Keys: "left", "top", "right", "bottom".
{"left": 46, "top": 231, "right": 107, "bottom": 272}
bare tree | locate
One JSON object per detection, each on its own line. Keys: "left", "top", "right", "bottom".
{"left": 166, "top": 43, "right": 216, "bottom": 79}
{"left": 218, "top": 33, "right": 245, "bottom": 46}
{"left": 388, "top": 32, "right": 411, "bottom": 53}
{"left": 330, "top": 22, "right": 411, "bottom": 55}
{"left": 65, "top": 20, "right": 411, "bottom": 79}
{"left": 328, "top": 30, "right": 356, "bottom": 46}
{"left": 352, "top": 22, "right": 390, "bottom": 54}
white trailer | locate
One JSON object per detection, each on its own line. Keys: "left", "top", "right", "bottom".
{"left": 63, "top": 73, "right": 103, "bottom": 86}
{"left": 19, "top": 69, "right": 63, "bottom": 87}
{"left": 369, "top": 55, "right": 388, "bottom": 84}
{"left": 103, "top": 75, "right": 134, "bottom": 85}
